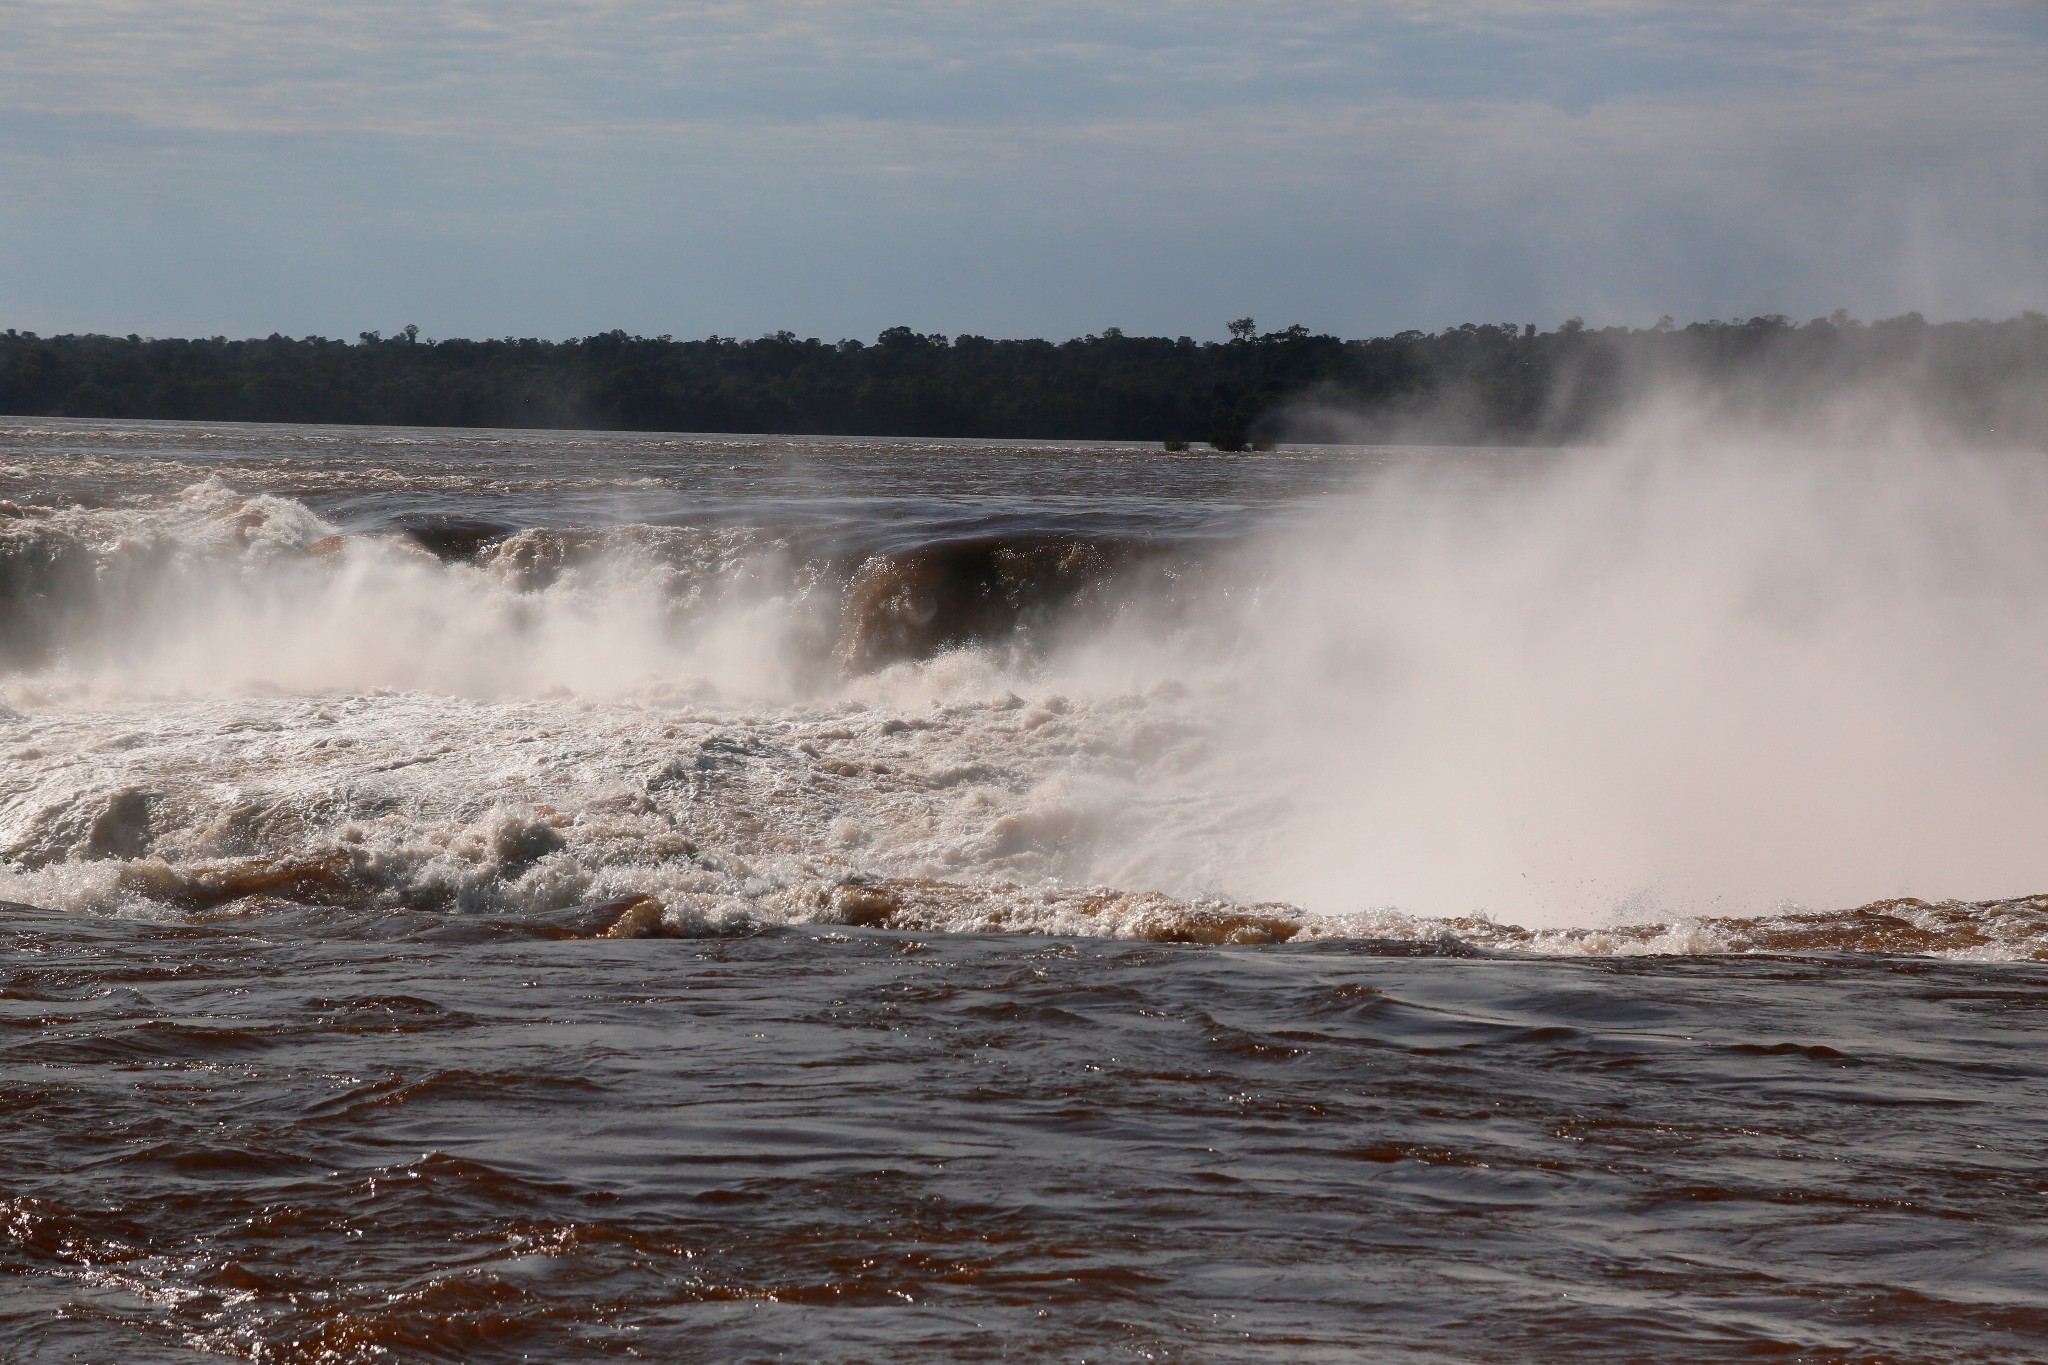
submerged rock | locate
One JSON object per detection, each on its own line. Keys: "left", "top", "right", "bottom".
{"left": 592, "top": 894, "right": 667, "bottom": 939}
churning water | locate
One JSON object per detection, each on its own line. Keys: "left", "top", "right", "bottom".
{"left": 3, "top": 415, "right": 2046, "bottom": 1361}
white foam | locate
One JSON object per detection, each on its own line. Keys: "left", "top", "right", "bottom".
{"left": 5, "top": 420, "right": 2048, "bottom": 949}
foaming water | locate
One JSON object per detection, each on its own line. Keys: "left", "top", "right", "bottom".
{"left": 4, "top": 415, "right": 2046, "bottom": 941}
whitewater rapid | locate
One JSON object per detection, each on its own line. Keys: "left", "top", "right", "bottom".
{"left": 4, "top": 416, "right": 2047, "bottom": 956}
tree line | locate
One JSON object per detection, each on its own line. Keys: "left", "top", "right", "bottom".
{"left": 1, "top": 313, "right": 2041, "bottom": 445}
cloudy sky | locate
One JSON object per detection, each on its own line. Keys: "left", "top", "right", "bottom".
{"left": 2, "top": 1, "right": 2043, "bottom": 341}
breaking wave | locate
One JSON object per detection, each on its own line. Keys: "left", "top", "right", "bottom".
{"left": 0, "top": 478, "right": 1193, "bottom": 695}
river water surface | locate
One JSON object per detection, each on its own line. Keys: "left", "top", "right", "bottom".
{"left": 3, "top": 417, "right": 2046, "bottom": 1361}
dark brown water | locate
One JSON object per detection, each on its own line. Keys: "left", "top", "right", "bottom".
{"left": 7, "top": 906, "right": 2048, "bottom": 1363}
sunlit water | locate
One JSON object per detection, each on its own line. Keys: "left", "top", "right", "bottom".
{"left": 3, "top": 416, "right": 2047, "bottom": 1360}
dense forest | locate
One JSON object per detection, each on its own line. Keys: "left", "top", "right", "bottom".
{"left": 2, "top": 313, "right": 2042, "bottom": 446}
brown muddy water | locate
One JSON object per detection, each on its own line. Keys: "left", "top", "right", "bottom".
{"left": 7, "top": 909, "right": 2047, "bottom": 1363}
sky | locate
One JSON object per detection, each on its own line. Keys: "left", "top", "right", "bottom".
{"left": 1, "top": 1, "right": 2043, "bottom": 342}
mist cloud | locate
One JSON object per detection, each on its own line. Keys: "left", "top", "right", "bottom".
{"left": 1054, "top": 402, "right": 2048, "bottom": 924}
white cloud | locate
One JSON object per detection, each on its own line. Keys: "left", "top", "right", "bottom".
{"left": 0, "top": 1, "right": 2040, "bottom": 337}
{"left": 3, "top": 1, "right": 2036, "bottom": 133}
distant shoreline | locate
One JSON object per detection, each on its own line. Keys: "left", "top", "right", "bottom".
{"left": 4, "top": 313, "right": 2043, "bottom": 447}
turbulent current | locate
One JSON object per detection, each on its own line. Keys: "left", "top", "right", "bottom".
{"left": 3, "top": 416, "right": 2047, "bottom": 1361}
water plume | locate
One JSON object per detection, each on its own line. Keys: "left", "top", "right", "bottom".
{"left": 1155, "top": 398, "right": 2048, "bottom": 924}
